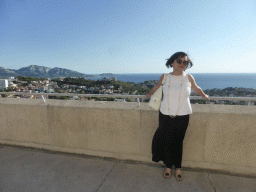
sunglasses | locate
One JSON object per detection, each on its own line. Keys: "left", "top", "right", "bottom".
{"left": 176, "top": 59, "right": 188, "bottom": 66}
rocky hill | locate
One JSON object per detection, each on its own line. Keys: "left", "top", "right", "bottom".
{"left": 0, "top": 65, "right": 87, "bottom": 78}
{"left": 0, "top": 67, "right": 17, "bottom": 78}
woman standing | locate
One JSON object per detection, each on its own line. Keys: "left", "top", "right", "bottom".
{"left": 146, "top": 52, "right": 210, "bottom": 181}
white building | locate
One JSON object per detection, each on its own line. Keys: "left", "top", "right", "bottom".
{"left": 8, "top": 77, "right": 15, "bottom": 81}
{"left": 9, "top": 82, "right": 17, "bottom": 88}
{"left": 38, "top": 86, "right": 47, "bottom": 92}
{"left": 46, "top": 89, "right": 54, "bottom": 93}
{"left": 0, "top": 79, "right": 8, "bottom": 90}
{"left": 114, "top": 99, "right": 126, "bottom": 102}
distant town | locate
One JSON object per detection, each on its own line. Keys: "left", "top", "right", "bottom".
{"left": 0, "top": 76, "right": 256, "bottom": 105}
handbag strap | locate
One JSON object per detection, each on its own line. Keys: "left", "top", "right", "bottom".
{"left": 161, "top": 74, "right": 168, "bottom": 85}
{"left": 161, "top": 74, "right": 168, "bottom": 101}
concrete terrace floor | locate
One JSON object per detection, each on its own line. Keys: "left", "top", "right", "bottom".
{"left": 0, "top": 145, "right": 256, "bottom": 192}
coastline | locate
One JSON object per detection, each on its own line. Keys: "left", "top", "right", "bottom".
{"left": 85, "top": 73, "right": 256, "bottom": 90}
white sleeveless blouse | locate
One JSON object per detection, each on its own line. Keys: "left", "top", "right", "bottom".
{"left": 160, "top": 73, "right": 192, "bottom": 116}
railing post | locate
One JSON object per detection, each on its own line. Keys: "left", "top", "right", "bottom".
{"left": 41, "top": 95, "right": 46, "bottom": 103}
{"left": 137, "top": 98, "right": 140, "bottom": 106}
{"left": 248, "top": 101, "right": 254, "bottom": 106}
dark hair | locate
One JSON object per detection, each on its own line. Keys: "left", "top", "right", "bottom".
{"left": 165, "top": 52, "right": 193, "bottom": 69}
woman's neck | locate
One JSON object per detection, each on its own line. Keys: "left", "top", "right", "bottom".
{"left": 171, "top": 70, "right": 184, "bottom": 76}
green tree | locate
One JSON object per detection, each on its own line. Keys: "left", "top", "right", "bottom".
{"left": 107, "top": 97, "right": 115, "bottom": 101}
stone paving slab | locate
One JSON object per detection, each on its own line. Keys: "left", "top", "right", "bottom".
{"left": 209, "top": 173, "right": 256, "bottom": 192}
{"left": 97, "top": 163, "right": 215, "bottom": 192}
{"left": 0, "top": 146, "right": 116, "bottom": 192}
{"left": 0, "top": 145, "right": 256, "bottom": 192}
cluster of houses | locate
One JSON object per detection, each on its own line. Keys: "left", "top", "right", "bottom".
{"left": 0, "top": 77, "right": 123, "bottom": 93}
{"left": 59, "top": 84, "right": 121, "bottom": 94}
{"left": 0, "top": 77, "right": 57, "bottom": 93}
{"left": 0, "top": 77, "right": 126, "bottom": 101}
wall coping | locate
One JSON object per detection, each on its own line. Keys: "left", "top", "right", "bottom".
{"left": 0, "top": 98, "right": 256, "bottom": 114}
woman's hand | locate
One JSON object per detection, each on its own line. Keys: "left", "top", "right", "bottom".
{"left": 203, "top": 94, "right": 210, "bottom": 101}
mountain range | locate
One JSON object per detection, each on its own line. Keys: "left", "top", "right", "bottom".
{"left": 0, "top": 65, "right": 89, "bottom": 78}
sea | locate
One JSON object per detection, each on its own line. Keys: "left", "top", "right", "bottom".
{"left": 85, "top": 73, "right": 256, "bottom": 90}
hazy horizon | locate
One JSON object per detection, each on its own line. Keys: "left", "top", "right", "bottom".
{"left": 2, "top": 65, "right": 256, "bottom": 75}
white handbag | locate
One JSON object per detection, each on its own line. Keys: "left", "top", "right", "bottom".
{"left": 148, "top": 74, "right": 168, "bottom": 111}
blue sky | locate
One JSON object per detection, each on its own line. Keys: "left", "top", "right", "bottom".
{"left": 0, "top": 0, "right": 255, "bottom": 74}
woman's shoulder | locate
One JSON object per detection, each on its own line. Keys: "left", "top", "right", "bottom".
{"left": 158, "top": 74, "right": 165, "bottom": 83}
{"left": 187, "top": 74, "right": 195, "bottom": 82}
{"left": 158, "top": 73, "right": 169, "bottom": 84}
{"left": 160, "top": 73, "right": 169, "bottom": 78}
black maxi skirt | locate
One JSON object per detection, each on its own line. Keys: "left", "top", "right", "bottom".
{"left": 152, "top": 111, "right": 190, "bottom": 168}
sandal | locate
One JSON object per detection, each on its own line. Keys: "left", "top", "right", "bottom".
{"left": 163, "top": 168, "right": 171, "bottom": 179}
{"left": 175, "top": 168, "right": 183, "bottom": 181}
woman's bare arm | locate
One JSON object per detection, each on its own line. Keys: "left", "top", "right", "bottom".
{"left": 145, "top": 74, "right": 165, "bottom": 99}
{"left": 188, "top": 74, "right": 210, "bottom": 101}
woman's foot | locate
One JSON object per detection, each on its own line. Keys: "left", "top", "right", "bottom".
{"left": 163, "top": 168, "right": 171, "bottom": 179}
{"left": 175, "top": 168, "right": 183, "bottom": 181}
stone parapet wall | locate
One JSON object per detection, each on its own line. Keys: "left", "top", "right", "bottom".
{"left": 0, "top": 98, "right": 255, "bottom": 176}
